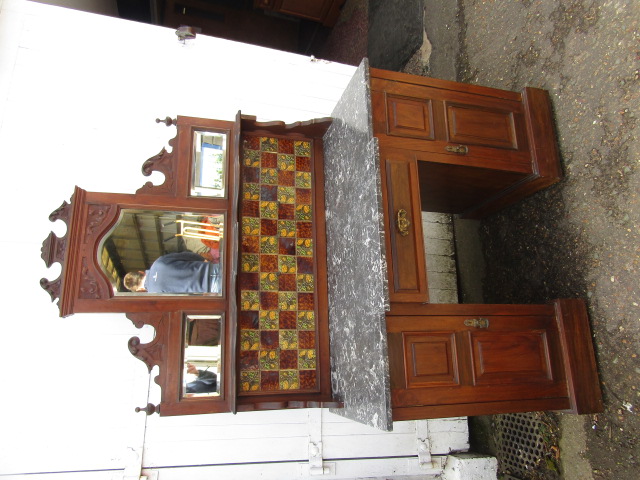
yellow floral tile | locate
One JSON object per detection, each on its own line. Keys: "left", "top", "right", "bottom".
{"left": 240, "top": 290, "right": 260, "bottom": 311}
{"left": 240, "top": 330, "right": 260, "bottom": 351}
{"left": 294, "top": 140, "right": 311, "bottom": 156}
{"left": 243, "top": 183, "right": 260, "bottom": 200}
{"left": 259, "top": 309, "right": 279, "bottom": 329}
{"left": 279, "top": 330, "right": 298, "bottom": 349}
{"left": 259, "top": 350, "right": 279, "bottom": 370}
{"left": 260, "top": 201, "right": 278, "bottom": 219}
{"left": 296, "top": 171, "right": 312, "bottom": 188}
{"left": 241, "top": 253, "right": 260, "bottom": 272}
{"left": 278, "top": 292, "right": 297, "bottom": 311}
{"left": 296, "top": 238, "right": 313, "bottom": 256}
{"left": 278, "top": 220, "right": 296, "bottom": 237}
{"left": 278, "top": 186, "right": 295, "bottom": 203}
{"left": 299, "top": 349, "right": 316, "bottom": 369}
{"left": 242, "top": 217, "right": 260, "bottom": 236}
{"left": 240, "top": 371, "right": 260, "bottom": 391}
{"left": 260, "top": 235, "right": 278, "bottom": 254}
{"left": 260, "top": 272, "right": 278, "bottom": 291}
{"left": 297, "top": 311, "right": 315, "bottom": 330}
{"left": 295, "top": 204, "right": 312, "bottom": 221}
{"left": 279, "top": 255, "right": 296, "bottom": 273}
{"left": 279, "top": 370, "right": 299, "bottom": 390}
{"left": 297, "top": 273, "right": 314, "bottom": 292}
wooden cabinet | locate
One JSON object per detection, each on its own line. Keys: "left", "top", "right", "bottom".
{"left": 254, "top": 0, "right": 346, "bottom": 26}
{"left": 386, "top": 300, "right": 602, "bottom": 420}
{"left": 371, "top": 68, "right": 562, "bottom": 218}
{"left": 379, "top": 148, "right": 429, "bottom": 303}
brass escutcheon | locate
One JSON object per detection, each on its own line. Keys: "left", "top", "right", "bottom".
{"left": 464, "top": 318, "right": 490, "bottom": 329}
{"left": 445, "top": 144, "right": 469, "bottom": 154}
{"left": 396, "top": 209, "right": 410, "bottom": 236}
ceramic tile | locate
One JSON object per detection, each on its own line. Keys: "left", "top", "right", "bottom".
{"left": 239, "top": 134, "right": 319, "bottom": 393}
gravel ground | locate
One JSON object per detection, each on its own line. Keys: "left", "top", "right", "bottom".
{"left": 449, "top": 1, "right": 639, "bottom": 478}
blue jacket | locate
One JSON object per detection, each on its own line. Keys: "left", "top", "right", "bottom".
{"left": 145, "top": 252, "right": 217, "bottom": 293}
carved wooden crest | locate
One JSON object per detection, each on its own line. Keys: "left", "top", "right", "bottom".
{"left": 40, "top": 200, "right": 71, "bottom": 303}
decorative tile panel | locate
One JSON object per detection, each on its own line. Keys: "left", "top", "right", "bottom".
{"left": 239, "top": 135, "right": 317, "bottom": 393}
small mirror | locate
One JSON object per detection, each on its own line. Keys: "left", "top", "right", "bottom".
{"left": 191, "top": 131, "right": 227, "bottom": 197}
{"left": 99, "top": 210, "right": 224, "bottom": 295}
{"left": 183, "top": 314, "right": 223, "bottom": 397}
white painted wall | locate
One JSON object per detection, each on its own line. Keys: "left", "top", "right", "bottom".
{"left": 0, "top": 1, "right": 469, "bottom": 478}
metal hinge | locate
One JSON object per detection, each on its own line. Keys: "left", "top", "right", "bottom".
{"left": 416, "top": 420, "right": 434, "bottom": 468}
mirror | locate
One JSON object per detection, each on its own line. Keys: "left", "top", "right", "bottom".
{"left": 99, "top": 209, "right": 224, "bottom": 295}
{"left": 191, "top": 130, "right": 227, "bottom": 197}
{"left": 183, "top": 314, "right": 223, "bottom": 397}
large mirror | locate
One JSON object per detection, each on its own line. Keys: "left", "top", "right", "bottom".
{"left": 182, "top": 314, "right": 223, "bottom": 397}
{"left": 191, "top": 130, "right": 227, "bottom": 198}
{"left": 99, "top": 210, "right": 224, "bottom": 296}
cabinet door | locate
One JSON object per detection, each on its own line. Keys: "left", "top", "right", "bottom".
{"left": 379, "top": 149, "right": 429, "bottom": 303}
{"left": 371, "top": 78, "right": 532, "bottom": 173}
{"left": 387, "top": 314, "right": 569, "bottom": 412}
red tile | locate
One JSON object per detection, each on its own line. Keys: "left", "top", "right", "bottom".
{"left": 239, "top": 311, "right": 259, "bottom": 330}
{"left": 278, "top": 170, "right": 295, "bottom": 186}
{"left": 260, "top": 330, "right": 279, "bottom": 349}
{"left": 242, "top": 167, "right": 260, "bottom": 184}
{"left": 243, "top": 135, "right": 260, "bottom": 150}
{"left": 242, "top": 235, "right": 260, "bottom": 253}
{"left": 261, "top": 152, "right": 277, "bottom": 168}
{"left": 279, "top": 273, "right": 297, "bottom": 291}
{"left": 278, "top": 237, "right": 295, "bottom": 255}
{"left": 298, "top": 292, "right": 315, "bottom": 310}
{"left": 261, "top": 371, "right": 280, "bottom": 391}
{"left": 296, "top": 188, "right": 312, "bottom": 204}
{"left": 260, "top": 291, "right": 279, "bottom": 310}
{"left": 240, "top": 350, "right": 259, "bottom": 370}
{"left": 297, "top": 256, "right": 314, "bottom": 274}
{"left": 299, "top": 370, "right": 317, "bottom": 390}
{"left": 260, "top": 255, "right": 278, "bottom": 272}
{"left": 239, "top": 272, "right": 259, "bottom": 290}
{"left": 296, "top": 156, "right": 311, "bottom": 172}
{"left": 242, "top": 200, "right": 259, "bottom": 217}
{"left": 261, "top": 184, "right": 278, "bottom": 201}
{"left": 279, "top": 350, "right": 298, "bottom": 369}
{"left": 278, "top": 203, "right": 295, "bottom": 219}
{"left": 279, "top": 311, "right": 297, "bottom": 329}
{"left": 296, "top": 221, "right": 313, "bottom": 238}
{"left": 261, "top": 219, "right": 278, "bottom": 236}
{"left": 278, "top": 139, "right": 294, "bottom": 154}
{"left": 298, "top": 330, "right": 316, "bottom": 349}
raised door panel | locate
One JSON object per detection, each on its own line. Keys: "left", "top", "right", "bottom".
{"left": 371, "top": 77, "right": 532, "bottom": 173}
{"left": 445, "top": 102, "right": 517, "bottom": 149}
{"left": 385, "top": 94, "right": 435, "bottom": 140}
{"left": 379, "top": 149, "right": 429, "bottom": 303}
{"left": 387, "top": 314, "right": 568, "bottom": 409}
{"left": 468, "top": 330, "right": 553, "bottom": 386}
{"left": 404, "top": 332, "right": 459, "bottom": 388}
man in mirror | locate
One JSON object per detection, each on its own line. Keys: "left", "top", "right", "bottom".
{"left": 123, "top": 251, "right": 221, "bottom": 294}
{"left": 185, "top": 362, "right": 218, "bottom": 395}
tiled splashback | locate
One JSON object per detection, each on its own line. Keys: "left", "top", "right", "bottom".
{"left": 238, "top": 135, "right": 318, "bottom": 393}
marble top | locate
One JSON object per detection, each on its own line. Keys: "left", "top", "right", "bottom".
{"left": 323, "top": 59, "right": 393, "bottom": 431}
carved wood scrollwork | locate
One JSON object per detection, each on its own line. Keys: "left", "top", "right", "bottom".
{"left": 136, "top": 145, "right": 177, "bottom": 196}
{"left": 40, "top": 200, "right": 72, "bottom": 303}
{"left": 86, "top": 204, "right": 112, "bottom": 237}
{"left": 126, "top": 312, "right": 167, "bottom": 373}
{"left": 78, "top": 257, "right": 104, "bottom": 299}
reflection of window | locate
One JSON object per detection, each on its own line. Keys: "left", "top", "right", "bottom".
{"left": 191, "top": 131, "right": 227, "bottom": 197}
{"left": 98, "top": 210, "right": 224, "bottom": 296}
{"left": 183, "top": 314, "right": 223, "bottom": 397}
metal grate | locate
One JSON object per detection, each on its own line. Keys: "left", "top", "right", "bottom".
{"left": 493, "top": 413, "right": 559, "bottom": 480}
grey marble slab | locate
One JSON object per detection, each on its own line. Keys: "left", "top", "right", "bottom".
{"left": 323, "top": 59, "right": 393, "bottom": 431}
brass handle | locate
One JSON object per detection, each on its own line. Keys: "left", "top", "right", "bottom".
{"left": 396, "top": 209, "right": 410, "bottom": 236}
{"left": 464, "top": 318, "right": 490, "bottom": 329}
{"left": 445, "top": 144, "right": 469, "bottom": 154}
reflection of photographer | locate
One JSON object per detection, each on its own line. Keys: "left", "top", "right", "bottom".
{"left": 185, "top": 363, "right": 218, "bottom": 394}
